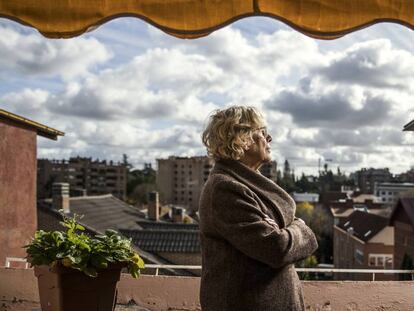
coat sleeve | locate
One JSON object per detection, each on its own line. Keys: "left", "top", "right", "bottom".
{"left": 211, "top": 179, "right": 318, "bottom": 269}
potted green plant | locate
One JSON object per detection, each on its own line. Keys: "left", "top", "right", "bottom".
{"left": 25, "top": 213, "right": 145, "bottom": 311}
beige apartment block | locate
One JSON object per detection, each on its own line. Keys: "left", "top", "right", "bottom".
{"left": 156, "top": 156, "right": 214, "bottom": 212}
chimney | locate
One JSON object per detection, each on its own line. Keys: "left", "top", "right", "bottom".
{"left": 172, "top": 207, "right": 184, "bottom": 223}
{"left": 147, "top": 191, "right": 159, "bottom": 221}
{"left": 52, "top": 182, "right": 70, "bottom": 213}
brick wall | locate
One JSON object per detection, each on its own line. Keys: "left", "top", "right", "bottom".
{"left": 0, "top": 119, "right": 37, "bottom": 266}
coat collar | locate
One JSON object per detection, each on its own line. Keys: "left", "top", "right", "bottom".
{"left": 212, "top": 158, "right": 296, "bottom": 227}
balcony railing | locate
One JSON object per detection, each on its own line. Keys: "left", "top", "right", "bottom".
{"left": 1, "top": 267, "right": 414, "bottom": 311}
{"left": 144, "top": 264, "right": 414, "bottom": 280}
{"left": 6, "top": 257, "right": 414, "bottom": 281}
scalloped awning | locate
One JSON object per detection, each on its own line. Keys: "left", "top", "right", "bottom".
{"left": 0, "top": 0, "right": 413, "bottom": 39}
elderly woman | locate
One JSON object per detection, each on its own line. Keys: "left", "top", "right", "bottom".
{"left": 199, "top": 106, "right": 318, "bottom": 311}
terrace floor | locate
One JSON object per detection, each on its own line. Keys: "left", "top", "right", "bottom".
{"left": 1, "top": 267, "right": 414, "bottom": 311}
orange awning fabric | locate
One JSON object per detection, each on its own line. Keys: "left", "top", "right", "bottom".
{"left": 0, "top": 0, "right": 413, "bottom": 40}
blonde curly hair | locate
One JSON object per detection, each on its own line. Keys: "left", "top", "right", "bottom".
{"left": 202, "top": 106, "right": 267, "bottom": 161}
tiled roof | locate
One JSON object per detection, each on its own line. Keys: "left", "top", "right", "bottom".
{"left": 136, "top": 220, "right": 199, "bottom": 231}
{"left": 121, "top": 229, "right": 200, "bottom": 253}
{"left": 42, "top": 194, "right": 145, "bottom": 233}
{"left": 39, "top": 194, "right": 145, "bottom": 232}
{"left": 337, "top": 210, "right": 389, "bottom": 242}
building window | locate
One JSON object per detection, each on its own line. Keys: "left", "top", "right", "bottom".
{"left": 368, "top": 254, "right": 393, "bottom": 268}
{"left": 354, "top": 249, "right": 364, "bottom": 264}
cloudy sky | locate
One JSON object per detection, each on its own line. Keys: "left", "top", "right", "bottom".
{"left": 1, "top": 17, "right": 414, "bottom": 175}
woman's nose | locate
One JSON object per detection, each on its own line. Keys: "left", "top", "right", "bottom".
{"left": 266, "top": 134, "right": 272, "bottom": 143}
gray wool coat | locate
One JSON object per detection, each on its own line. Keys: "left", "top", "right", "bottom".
{"left": 199, "top": 159, "right": 318, "bottom": 311}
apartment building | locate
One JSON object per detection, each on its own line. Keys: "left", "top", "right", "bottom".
{"left": 374, "top": 182, "right": 414, "bottom": 206}
{"left": 37, "top": 157, "right": 127, "bottom": 200}
{"left": 354, "top": 168, "right": 393, "bottom": 194}
{"left": 156, "top": 156, "right": 214, "bottom": 212}
{"left": 395, "top": 168, "right": 414, "bottom": 183}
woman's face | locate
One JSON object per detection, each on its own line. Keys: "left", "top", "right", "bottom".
{"left": 244, "top": 127, "right": 272, "bottom": 165}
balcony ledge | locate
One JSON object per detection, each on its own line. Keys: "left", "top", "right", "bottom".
{"left": 1, "top": 267, "right": 414, "bottom": 311}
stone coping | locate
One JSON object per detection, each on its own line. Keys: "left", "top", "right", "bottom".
{"left": 1, "top": 267, "right": 414, "bottom": 311}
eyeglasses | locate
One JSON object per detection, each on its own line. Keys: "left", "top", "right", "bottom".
{"left": 257, "top": 127, "right": 268, "bottom": 137}
{"left": 255, "top": 127, "right": 272, "bottom": 142}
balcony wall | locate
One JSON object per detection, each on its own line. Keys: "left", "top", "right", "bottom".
{"left": 1, "top": 267, "right": 414, "bottom": 311}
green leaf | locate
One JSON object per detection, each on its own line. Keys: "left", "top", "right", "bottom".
{"left": 75, "top": 224, "right": 85, "bottom": 231}
{"left": 25, "top": 213, "right": 145, "bottom": 279}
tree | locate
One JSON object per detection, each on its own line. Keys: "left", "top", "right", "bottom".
{"left": 296, "top": 202, "right": 314, "bottom": 223}
{"left": 296, "top": 202, "right": 333, "bottom": 264}
{"left": 295, "top": 173, "right": 319, "bottom": 193}
{"left": 127, "top": 164, "right": 156, "bottom": 205}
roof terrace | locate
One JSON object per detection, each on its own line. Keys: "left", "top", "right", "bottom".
{"left": 2, "top": 266, "right": 414, "bottom": 311}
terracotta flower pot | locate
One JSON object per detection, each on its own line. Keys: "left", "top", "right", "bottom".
{"left": 34, "top": 263, "right": 124, "bottom": 311}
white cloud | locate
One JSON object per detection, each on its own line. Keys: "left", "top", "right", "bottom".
{"left": 2, "top": 20, "right": 414, "bottom": 174}
{"left": 0, "top": 24, "right": 111, "bottom": 80}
